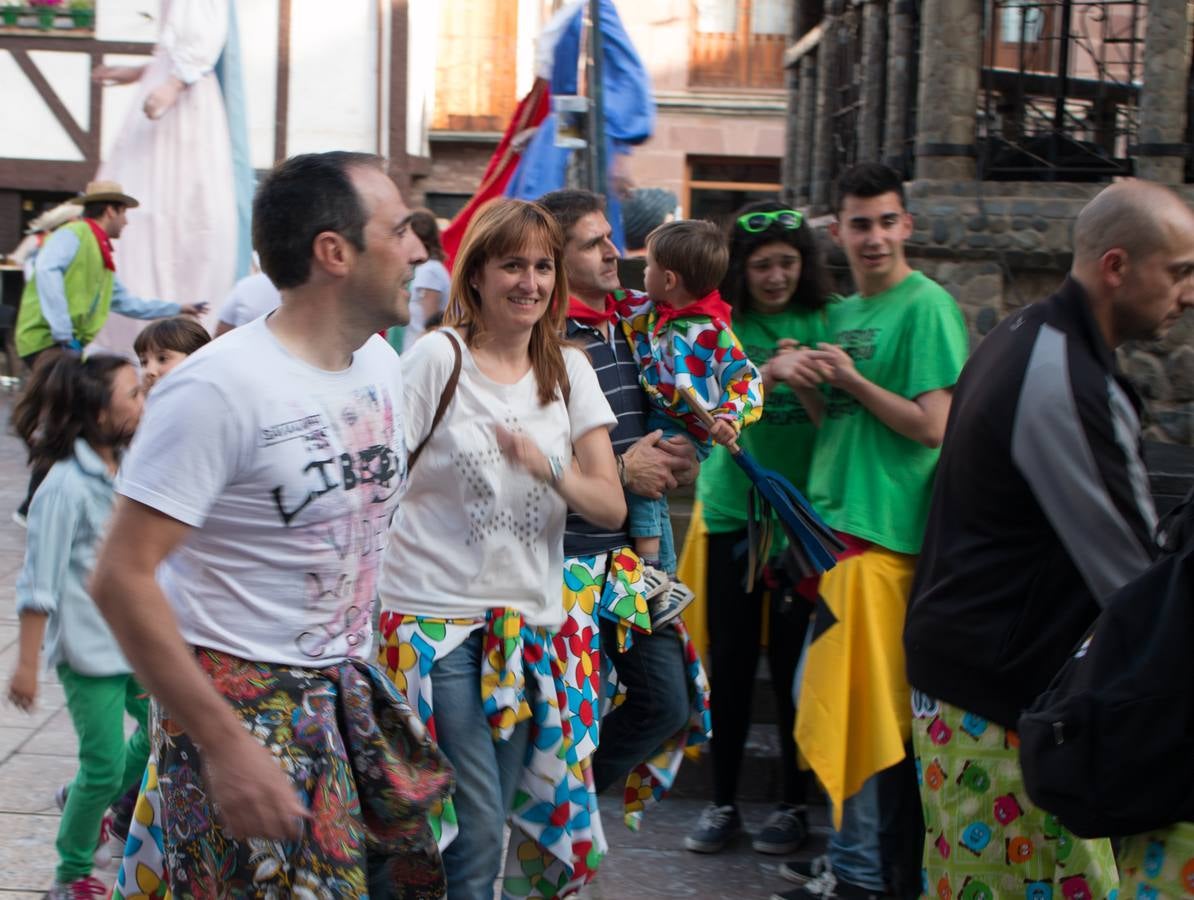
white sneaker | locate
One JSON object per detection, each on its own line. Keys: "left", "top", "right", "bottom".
{"left": 638, "top": 564, "right": 671, "bottom": 602}
{"left": 650, "top": 580, "right": 695, "bottom": 629}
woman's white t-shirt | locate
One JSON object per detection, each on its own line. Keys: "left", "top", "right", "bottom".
{"left": 379, "top": 330, "right": 616, "bottom": 627}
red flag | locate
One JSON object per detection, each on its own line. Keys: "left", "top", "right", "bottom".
{"left": 441, "top": 78, "right": 551, "bottom": 267}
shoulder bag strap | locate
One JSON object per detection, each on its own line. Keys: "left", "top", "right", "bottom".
{"left": 407, "top": 330, "right": 462, "bottom": 472}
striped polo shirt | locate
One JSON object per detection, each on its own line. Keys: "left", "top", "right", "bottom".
{"left": 564, "top": 315, "right": 646, "bottom": 556}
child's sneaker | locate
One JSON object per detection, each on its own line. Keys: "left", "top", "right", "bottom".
{"left": 107, "top": 784, "right": 138, "bottom": 847}
{"left": 639, "top": 564, "right": 671, "bottom": 602}
{"left": 44, "top": 875, "right": 107, "bottom": 899}
{"left": 650, "top": 579, "right": 695, "bottom": 630}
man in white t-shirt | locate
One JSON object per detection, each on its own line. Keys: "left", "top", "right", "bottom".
{"left": 91, "top": 152, "right": 451, "bottom": 892}
{"left": 214, "top": 268, "right": 281, "bottom": 335}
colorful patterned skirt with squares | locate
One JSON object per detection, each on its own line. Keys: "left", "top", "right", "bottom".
{"left": 911, "top": 691, "right": 1119, "bottom": 900}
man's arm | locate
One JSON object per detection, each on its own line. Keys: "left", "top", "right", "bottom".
{"left": 90, "top": 498, "right": 309, "bottom": 839}
{"left": 33, "top": 228, "right": 82, "bottom": 345}
{"left": 1011, "top": 327, "right": 1157, "bottom": 603}
{"left": 807, "top": 344, "right": 952, "bottom": 447}
{"left": 109, "top": 279, "right": 207, "bottom": 320}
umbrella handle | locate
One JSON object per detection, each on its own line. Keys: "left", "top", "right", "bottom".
{"left": 680, "top": 387, "right": 740, "bottom": 453}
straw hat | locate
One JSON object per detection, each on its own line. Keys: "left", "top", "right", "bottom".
{"left": 77, "top": 180, "right": 140, "bottom": 208}
{"left": 26, "top": 199, "right": 83, "bottom": 235}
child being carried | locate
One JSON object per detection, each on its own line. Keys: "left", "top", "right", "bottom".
{"left": 618, "top": 219, "right": 763, "bottom": 628}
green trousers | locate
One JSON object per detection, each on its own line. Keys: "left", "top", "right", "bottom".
{"left": 56, "top": 665, "right": 150, "bottom": 882}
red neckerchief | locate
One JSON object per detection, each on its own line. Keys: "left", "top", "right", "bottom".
{"left": 567, "top": 294, "right": 617, "bottom": 327}
{"left": 653, "top": 289, "right": 731, "bottom": 334}
{"left": 83, "top": 218, "right": 116, "bottom": 271}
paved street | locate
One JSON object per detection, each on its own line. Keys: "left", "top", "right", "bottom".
{"left": 0, "top": 393, "right": 827, "bottom": 897}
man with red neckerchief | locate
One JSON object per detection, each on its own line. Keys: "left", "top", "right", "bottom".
{"left": 538, "top": 188, "right": 703, "bottom": 798}
{"left": 15, "top": 180, "right": 205, "bottom": 367}
{"left": 13, "top": 180, "right": 205, "bottom": 527}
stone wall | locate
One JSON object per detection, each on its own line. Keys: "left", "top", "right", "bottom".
{"left": 821, "top": 180, "right": 1194, "bottom": 444}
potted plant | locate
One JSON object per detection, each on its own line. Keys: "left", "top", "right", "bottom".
{"left": 0, "top": 2, "right": 21, "bottom": 28}
{"left": 29, "top": 0, "right": 62, "bottom": 30}
{"left": 68, "top": 0, "right": 92, "bottom": 28}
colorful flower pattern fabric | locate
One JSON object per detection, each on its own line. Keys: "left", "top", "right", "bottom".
{"left": 112, "top": 743, "right": 169, "bottom": 900}
{"left": 563, "top": 552, "right": 713, "bottom": 832}
{"left": 112, "top": 650, "right": 452, "bottom": 899}
{"left": 911, "top": 692, "right": 1119, "bottom": 900}
{"left": 376, "top": 548, "right": 712, "bottom": 899}
{"left": 1118, "top": 822, "right": 1194, "bottom": 898}
{"left": 378, "top": 608, "right": 602, "bottom": 900}
{"left": 616, "top": 291, "right": 762, "bottom": 444}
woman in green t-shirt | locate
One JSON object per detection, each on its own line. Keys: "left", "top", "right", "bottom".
{"left": 686, "top": 200, "right": 831, "bottom": 856}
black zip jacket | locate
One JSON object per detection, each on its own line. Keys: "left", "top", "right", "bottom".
{"left": 904, "top": 276, "right": 1159, "bottom": 729}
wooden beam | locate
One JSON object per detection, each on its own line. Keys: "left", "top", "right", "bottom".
{"left": 10, "top": 48, "right": 90, "bottom": 159}
{"left": 388, "top": 0, "right": 410, "bottom": 194}
{"left": 274, "top": 0, "right": 292, "bottom": 164}
{"left": 783, "top": 23, "right": 823, "bottom": 68}
{"left": 0, "top": 35, "right": 153, "bottom": 54}
{"left": 0, "top": 159, "right": 92, "bottom": 191}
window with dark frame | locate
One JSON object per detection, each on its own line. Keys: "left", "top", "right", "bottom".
{"left": 686, "top": 155, "right": 783, "bottom": 229}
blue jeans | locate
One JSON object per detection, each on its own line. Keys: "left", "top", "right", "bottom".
{"left": 430, "top": 631, "right": 532, "bottom": 900}
{"left": 624, "top": 499, "right": 678, "bottom": 574}
{"left": 591, "top": 618, "right": 690, "bottom": 792}
{"left": 627, "top": 413, "right": 707, "bottom": 570}
{"left": 793, "top": 619, "right": 885, "bottom": 890}
{"left": 831, "top": 775, "right": 885, "bottom": 892}
{"left": 793, "top": 614, "right": 922, "bottom": 897}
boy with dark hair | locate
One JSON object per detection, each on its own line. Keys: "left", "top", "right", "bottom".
{"left": 618, "top": 218, "right": 762, "bottom": 623}
{"left": 772, "top": 162, "right": 968, "bottom": 900}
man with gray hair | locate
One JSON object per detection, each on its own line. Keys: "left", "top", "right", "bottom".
{"left": 903, "top": 181, "right": 1194, "bottom": 900}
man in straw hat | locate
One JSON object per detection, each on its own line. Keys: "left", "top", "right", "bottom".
{"left": 12, "top": 180, "right": 207, "bottom": 527}
{"left": 14, "top": 180, "right": 206, "bottom": 367}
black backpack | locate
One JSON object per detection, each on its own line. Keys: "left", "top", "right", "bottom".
{"left": 1017, "top": 492, "right": 1194, "bottom": 838}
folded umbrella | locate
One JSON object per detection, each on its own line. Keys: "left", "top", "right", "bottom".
{"left": 682, "top": 388, "right": 845, "bottom": 587}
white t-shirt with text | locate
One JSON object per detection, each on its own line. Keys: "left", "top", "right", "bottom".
{"left": 379, "top": 330, "right": 616, "bottom": 627}
{"left": 118, "top": 317, "right": 405, "bottom": 667}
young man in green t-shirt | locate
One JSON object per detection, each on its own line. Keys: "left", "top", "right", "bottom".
{"left": 770, "top": 163, "right": 969, "bottom": 900}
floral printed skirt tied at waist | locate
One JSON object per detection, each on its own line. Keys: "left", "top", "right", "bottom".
{"left": 112, "top": 648, "right": 453, "bottom": 899}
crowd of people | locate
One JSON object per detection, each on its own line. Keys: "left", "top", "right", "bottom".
{"left": 4, "top": 149, "right": 1194, "bottom": 900}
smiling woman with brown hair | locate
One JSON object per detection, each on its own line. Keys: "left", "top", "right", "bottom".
{"left": 377, "top": 198, "right": 624, "bottom": 899}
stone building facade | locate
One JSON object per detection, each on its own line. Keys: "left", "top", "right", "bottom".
{"left": 784, "top": 0, "right": 1194, "bottom": 443}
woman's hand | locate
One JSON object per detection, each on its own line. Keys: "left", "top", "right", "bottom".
{"left": 8, "top": 661, "right": 38, "bottom": 712}
{"left": 144, "top": 77, "right": 187, "bottom": 120}
{"left": 92, "top": 64, "right": 145, "bottom": 86}
{"left": 765, "top": 347, "right": 830, "bottom": 390}
{"left": 495, "top": 425, "right": 552, "bottom": 482}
